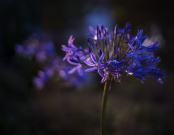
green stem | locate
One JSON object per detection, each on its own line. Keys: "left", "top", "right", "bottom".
{"left": 101, "top": 79, "right": 111, "bottom": 135}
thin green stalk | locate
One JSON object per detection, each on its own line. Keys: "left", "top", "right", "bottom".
{"left": 101, "top": 79, "right": 111, "bottom": 135}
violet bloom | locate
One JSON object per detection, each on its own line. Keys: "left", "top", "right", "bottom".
{"left": 15, "top": 34, "right": 56, "bottom": 63}
{"left": 15, "top": 34, "right": 87, "bottom": 90}
{"left": 62, "top": 23, "right": 165, "bottom": 84}
{"left": 62, "top": 35, "right": 88, "bottom": 76}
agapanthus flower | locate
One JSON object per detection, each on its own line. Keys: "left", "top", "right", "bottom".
{"left": 15, "top": 34, "right": 87, "bottom": 90}
{"left": 32, "top": 58, "right": 86, "bottom": 90}
{"left": 62, "top": 23, "right": 165, "bottom": 84}
{"left": 15, "top": 34, "right": 56, "bottom": 62}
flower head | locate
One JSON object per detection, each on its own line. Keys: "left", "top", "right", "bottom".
{"left": 62, "top": 23, "right": 165, "bottom": 84}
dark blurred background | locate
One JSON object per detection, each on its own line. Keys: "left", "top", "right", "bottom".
{"left": 0, "top": 0, "right": 174, "bottom": 135}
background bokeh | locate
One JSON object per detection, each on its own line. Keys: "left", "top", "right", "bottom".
{"left": 0, "top": 0, "right": 174, "bottom": 135}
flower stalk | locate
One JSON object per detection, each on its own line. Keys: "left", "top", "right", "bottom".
{"left": 101, "top": 79, "right": 111, "bottom": 135}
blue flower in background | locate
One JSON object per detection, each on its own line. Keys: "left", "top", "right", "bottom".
{"left": 15, "top": 34, "right": 87, "bottom": 90}
{"left": 15, "top": 34, "right": 56, "bottom": 62}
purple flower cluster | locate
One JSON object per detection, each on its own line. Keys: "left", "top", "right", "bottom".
{"left": 62, "top": 23, "right": 165, "bottom": 84}
{"left": 15, "top": 34, "right": 56, "bottom": 63}
{"left": 15, "top": 34, "right": 86, "bottom": 90}
{"left": 33, "top": 58, "right": 86, "bottom": 90}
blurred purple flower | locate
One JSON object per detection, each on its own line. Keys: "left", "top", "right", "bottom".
{"left": 15, "top": 34, "right": 87, "bottom": 90}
